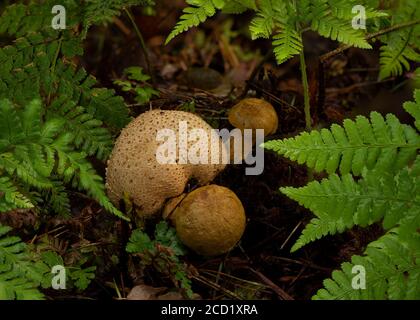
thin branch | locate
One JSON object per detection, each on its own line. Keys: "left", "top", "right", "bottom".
{"left": 248, "top": 268, "right": 294, "bottom": 300}
{"left": 320, "top": 19, "right": 420, "bottom": 63}
{"left": 241, "top": 50, "right": 273, "bottom": 98}
{"left": 124, "top": 8, "right": 155, "bottom": 85}
{"left": 317, "top": 19, "right": 420, "bottom": 114}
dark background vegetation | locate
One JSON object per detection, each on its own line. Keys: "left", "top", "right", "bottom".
{"left": 0, "top": 0, "right": 417, "bottom": 300}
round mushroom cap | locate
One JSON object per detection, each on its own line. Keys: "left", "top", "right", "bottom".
{"left": 228, "top": 98, "right": 278, "bottom": 136}
{"left": 106, "top": 110, "right": 227, "bottom": 216}
{"left": 168, "top": 185, "right": 246, "bottom": 256}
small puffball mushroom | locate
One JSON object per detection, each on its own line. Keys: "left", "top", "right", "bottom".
{"left": 165, "top": 185, "right": 246, "bottom": 256}
{"left": 228, "top": 98, "right": 278, "bottom": 136}
{"left": 227, "top": 98, "right": 278, "bottom": 163}
{"left": 106, "top": 110, "right": 227, "bottom": 216}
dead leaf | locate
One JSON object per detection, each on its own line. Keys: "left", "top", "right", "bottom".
{"left": 127, "top": 285, "right": 167, "bottom": 300}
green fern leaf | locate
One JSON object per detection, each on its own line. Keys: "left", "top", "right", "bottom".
{"left": 378, "top": 0, "right": 420, "bottom": 80}
{"left": 52, "top": 142, "right": 127, "bottom": 220}
{"left": 0, "top": 32, "right": 130, "bottom": 130}
{"left": 0, "top": 1, "right": 80, "bottom": 37}
{"left": 290, "top": 217, "right": 346, "bottom": 252}
{"left": 0, "top": 0, "right": 154, "bottom": 39}
{"left": 272, "top": 23, "right": 303, "bottom": 64}
{"left": 379, "top": 29, "right": 420, "bottom": 80}
{"left": 222, "top": 0, "right": 256, "bottom": 14}
{"left": 83, "top": 0, "right": 155, "bottom": 29}
{"left": 0, "top": 176, "right": 33, "bottom": 212}
{"left": 43, "top": 180, "right": 71, "bottom": 217}
{"left": 263, "top": 112, "right": 420, "bottom": 175}
{"left": 249, "top": 0, "right": 286, "bottom": 40}
{"left": 0, "top": 99, "right": 126, "bottom": 220}
{"left": 0, "top": 225, "right": 44, "bottom": 300}
{"left": 285, "top": 165, "right": 419, "bottom": 251}
{"left": 313, "top": 229, "right": 420, "bottom": 300}
{"left": 311, "top": 16, "right": 371, "bottom": 48}
{"left": 48, "top": 98, "right": 113, "bottom": 161}
{"left": 403, "top": 89, "right": 420, "bottom": 131}
{"left": 166, "top": 0, "right": 226, "bottom": 44}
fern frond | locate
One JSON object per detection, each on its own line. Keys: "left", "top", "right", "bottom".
{"left": 309, "top": 0, "right": 371, "bottom": 49}
{"left": 51, "top": 136, "right": 127, "bottom": 220}
{"left": 272, "top": 24, "right": 303, "bottom": 64}
{"left": 326, "top": 0, "right": 387, "bottom": 20}
{"left": 0, "top": 99, "right": 125, "bottom": 220}
{"left": 82, "top": 0, "right": 155, "bottom": 29}
{"left": 48, "top": 98, "right": 113, "bottom": 161}
{"left": 285, "top": 165, "right": 419, "bottom": 251}
{"left": 263, "top": 112, "right": 420, "bottom": 175}
{"left": 222, "top": 0, "right": 256, "bottom": 14}
{"left": 0, "top": 225, "right": 44, "bottom": 300}
{"left": 0, "top": 1, "right": 80, "bottom": 37}
{"left": 0, "top": 34, "right": 130, "bottom": 130}
{"left": 0, "top": 176, "right": 33, "bottom": 212}
{"left": 0, "top": 1, "right": 154, "bottom": 38}
{"left": 378, "top": 0, "right": 420, "bottom": 80}
{"left": 43, "top": 180, "right": 71, "bottom": 217}
{"left": 379, "top": 28, "right": 420, "bottom": 80}
{"left": 291, "top": 216, "right": 345, "bottom": 253}
{"left": 249, "top": 0, "right": 286, "bottom": 40}
{"left": 403, "top": 89, "right": 420, "bottom": 131}
{"left": 313, "top": 228, "right": 420, "bottom": 300}
{"left": 0, "top": 153, "right": 53, "bottom": 189}
{"left": 166, "top": 0, "right": 226, "bottom": 44}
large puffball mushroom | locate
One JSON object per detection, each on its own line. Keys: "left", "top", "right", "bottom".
{"left": 228, "top": 98, "right": 278, "bottom": 136}
{"left": 165, "top": 185, "right": 246, "bottom": 256}
{"left": 105, "top": 110, "right": 227, "bottom": 216}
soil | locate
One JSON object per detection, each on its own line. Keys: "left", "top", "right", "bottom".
{"left": 1, "top": 1, "right": 414, "bottom": 300}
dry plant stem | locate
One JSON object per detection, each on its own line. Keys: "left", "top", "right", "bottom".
{"left": 299, "top": 51, "right": 314, "bottom": 181}
{"left": 124, "top": 8, "right": 155, "bottom": 85}
{"left": 249, "top": 268, "right": 294, "bottom": 300}
{"left": 192, "top": 275, "right": 243, "bottom": 299}
{"left": 241, "top": 50, "right": 273, "bottom": 98}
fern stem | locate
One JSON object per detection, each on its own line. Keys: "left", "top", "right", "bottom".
{"left": 124, "top": 8, "right": 155, "bottom": 85}
{"left": 47, "top": 37, "right": 63, "bottom": 105}
{"left": 299, "top": 51, "right": 311, "bottom": 131}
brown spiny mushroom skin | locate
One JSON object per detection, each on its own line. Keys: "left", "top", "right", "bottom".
{"left": 168, "top": 185, "right": 246, "bottom": 256}
{"left": 105, "top": 110, "right": 227, "bottom": 216}
{"left": 228, "top": 98, "right": 278, "bottom": 136}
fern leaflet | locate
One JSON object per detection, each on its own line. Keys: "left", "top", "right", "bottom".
{"left": 313, "top": 229, "right": 420, "bottom": 300}
{"left": 0, "top": 225, "right": 44, "bottom": 300}
{"left": 263, "top": 111, "right": 420, "bottom": 176}
{"left": 166, "top": 0, "right": 226, "bottom": 44}
{"left": 284, "top": 164, "right": 419, "bottom": 251}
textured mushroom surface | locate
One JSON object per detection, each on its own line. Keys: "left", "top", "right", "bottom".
{"left": 228, "top": 98, "right": 278, "bottom": 136}
{"left": 168, "top": 185, "right": 246, "bottom": 256}
{"left": 106, "top": 110, "right": 227, "bottom": 216}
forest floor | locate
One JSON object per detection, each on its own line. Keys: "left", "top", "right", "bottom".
{"left": 1, "top": 1, "right": 416, "bottom": 300}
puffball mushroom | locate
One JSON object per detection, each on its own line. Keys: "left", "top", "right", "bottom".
{"left": 228, "top": 98, "right": 278, "bottom": 136}
{"left": 227, "top": 98, "right": 278, "bottom": 163}
{"left": 164, "top": 185, "right": 246, "bottom": 256}
{"left": 105, "top": 110, "right": 227, "bottom": 216}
